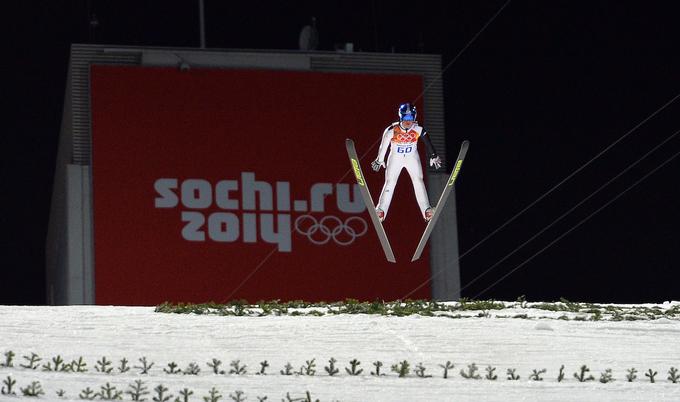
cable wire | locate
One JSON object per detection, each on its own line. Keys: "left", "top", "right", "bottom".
{"left": 401, "top": 92, "right": 680, "bottom": 299}
{"left": 472, "top": 148, "right": 680, "bottom": 299}
{"left": 462, "top": 128, "right": 679, "bottom": 293}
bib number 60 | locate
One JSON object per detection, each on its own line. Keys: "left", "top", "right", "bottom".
{"left": 396, "top": 145, "right": 413, "bottom": 154}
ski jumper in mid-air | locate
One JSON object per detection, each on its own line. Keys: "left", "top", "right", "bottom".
{"left": 371, "top": 102, "right": 443, "bottom": 222}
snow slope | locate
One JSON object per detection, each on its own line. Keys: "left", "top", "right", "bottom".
{"left": 1, "top": 305, "right": 679, "bottom": 401}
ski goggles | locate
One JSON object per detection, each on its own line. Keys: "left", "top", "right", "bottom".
{"left": 401, "top": 114, "right": 415, "bottom": 121}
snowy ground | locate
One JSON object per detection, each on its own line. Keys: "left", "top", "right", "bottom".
{"left": 1, "top": 304, "right": 679, "bottom": 401}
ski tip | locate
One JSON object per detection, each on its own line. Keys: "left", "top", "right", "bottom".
{"left": 410, "top": 255, "right": 420, "bottom": 262}
{"left": 457, "top": 140, "right": 470, "bottom": 160}
{"left": 346, "top": 138, "right": 354, "bottom": 145}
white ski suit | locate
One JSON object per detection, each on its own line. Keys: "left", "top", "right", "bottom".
{"left": 375, "top": 122, "right": 433, "bottom": 220}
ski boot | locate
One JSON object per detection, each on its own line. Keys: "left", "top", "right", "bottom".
{"left": 376, "top": 208, "right": 385, "bottom": 222}
{"left": 424, "top": 207, "right": 434, "bottom": 222}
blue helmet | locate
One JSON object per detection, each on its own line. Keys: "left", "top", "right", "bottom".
{"left": 398, "top": 103, "right": 417, "bottom": 121}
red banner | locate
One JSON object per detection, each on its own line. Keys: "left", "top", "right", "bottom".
{"left": 90, "top": 65, "right": 430, "bottom": 305}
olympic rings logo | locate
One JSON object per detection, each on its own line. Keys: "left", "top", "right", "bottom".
{"left": 294, "top": 215, "right": 368, "bottom": 246}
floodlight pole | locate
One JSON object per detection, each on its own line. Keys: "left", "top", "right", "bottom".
{"left": 199, "top": 0, "right": 206, "bottom": 48}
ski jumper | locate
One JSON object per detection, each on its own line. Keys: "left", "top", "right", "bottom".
{"left": 375, "top": 122, "right": 437, "bottom": 219}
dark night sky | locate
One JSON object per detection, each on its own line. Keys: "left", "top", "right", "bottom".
{"left": 2, "top": 1, "right": 679, "bottom": 304}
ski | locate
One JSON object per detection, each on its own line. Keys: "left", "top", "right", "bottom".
{"left": 345, "top": 139, "right": 396, "bottom": 263}
{"left": 411, "top": 140, "right": 470, "bottom": 262}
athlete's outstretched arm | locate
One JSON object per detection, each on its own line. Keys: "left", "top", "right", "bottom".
{"left": 420, "top": 131, "right": 443, "bottom": 170}
{"left": 372, "top": 125, "right": 393, "bottom": 171}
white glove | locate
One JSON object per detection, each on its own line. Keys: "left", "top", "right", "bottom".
{"left": 429, "top": 155, "right": 442, "bottom": 170}
{"left": 371, "top": 159, "right": 385, "bottom": 172}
